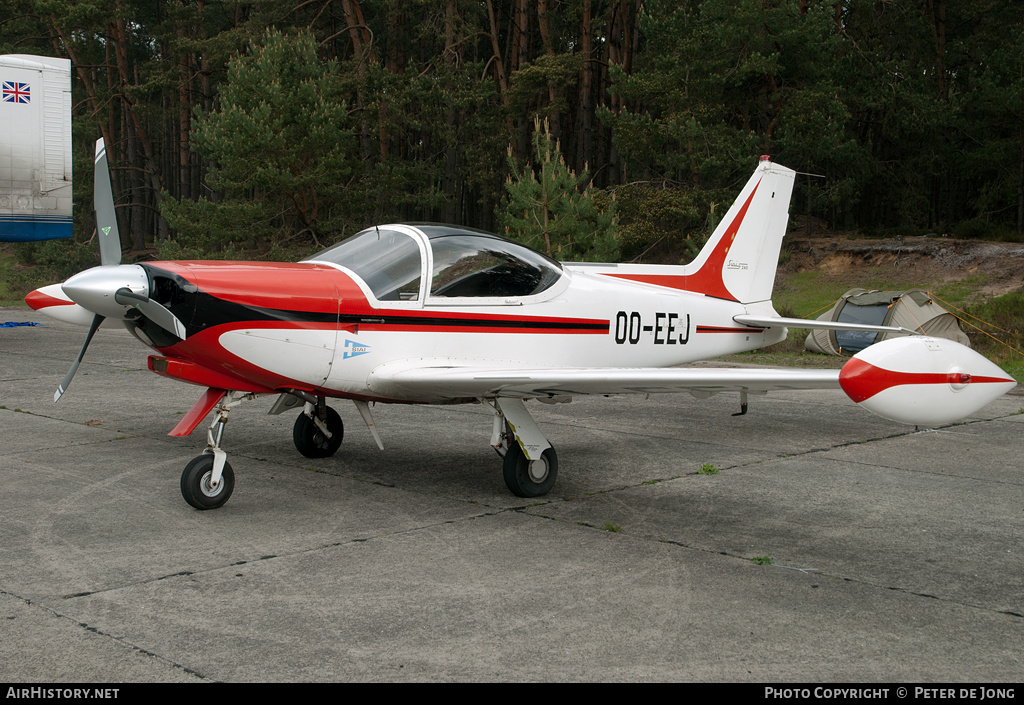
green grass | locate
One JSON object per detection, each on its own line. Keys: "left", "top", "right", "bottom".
{"left": 933, "top": 273, "right": 991, "bottom": 307}
{"left": 601, "top": 521, "right": 623, "bottom": 533}
{"left": 772, "top": 268, "right": 995, "bottom": 322}
{"left": 0, "top": 248, "right": 23, "bottom": 306}
{"left": 751, "top": 556, "right": 774, "bottom": 566}
{"left": 771, "top": 269, "right": 944, "bottom": 320}
{"left": 770, "top": 271, "right": 858, "bottom": 319}
{"left": 698, "top": 463, "right": 720, "bottom": 475}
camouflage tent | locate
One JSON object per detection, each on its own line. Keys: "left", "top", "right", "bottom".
{"left": 804, "top": 288, "right": 970, "bottom": 356}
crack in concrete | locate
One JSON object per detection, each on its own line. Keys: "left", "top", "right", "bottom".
{"left": 0, "top": 588, "right": 214, "bottom": 681}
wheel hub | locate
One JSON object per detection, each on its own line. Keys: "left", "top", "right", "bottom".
{"left": 527, "top": 457, "right": 549, "bottom": 483}
{"left": 200, "top": 471, "right": 222, "bottom": 497}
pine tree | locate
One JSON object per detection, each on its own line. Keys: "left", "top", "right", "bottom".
{"left": 161, "top": 29, "right": 358, "bottom": 253}
{"left": 498, "top": 117, "right": 617, "bottom": 261}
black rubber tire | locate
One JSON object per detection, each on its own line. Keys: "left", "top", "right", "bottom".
{"left": 502, "top": 443, "right": 557, "bottom": 497}
{"left": 180, "top": 454, "right": 235, "bottom": 510}
{"left": 293, "top": 406, "right": 344, "bottom": 458}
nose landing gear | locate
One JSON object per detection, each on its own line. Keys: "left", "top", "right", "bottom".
{"left": 180, "top": 454, "right": 235, "bottom": 510}
{"left": 179, "top": 391, "right": 250, "bottom": 510}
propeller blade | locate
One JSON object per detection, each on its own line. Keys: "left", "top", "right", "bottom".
{"left": 55, "top": 313, "right": 105, "bottom": 402}
{"left": 94, "top": 139, "right": 122, "bottom": 267}
{"left": 114, "top": 287, "right": 187, "bottom": 340}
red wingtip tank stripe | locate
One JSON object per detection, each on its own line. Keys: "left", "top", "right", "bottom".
{"left": 839, "top": 357, "right": 1014, "bottom": 403}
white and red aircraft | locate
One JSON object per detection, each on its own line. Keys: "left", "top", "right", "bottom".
{"left": 26, "top": 140, "right": 1017, "bottom": 509}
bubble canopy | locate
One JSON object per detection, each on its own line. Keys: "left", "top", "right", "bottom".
{"left": 305, "top": 225, "right": 564, "bottom": 302}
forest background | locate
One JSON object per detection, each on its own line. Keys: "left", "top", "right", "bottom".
{"left": 2, "top": 0, "right": 1023, "bottom": 276}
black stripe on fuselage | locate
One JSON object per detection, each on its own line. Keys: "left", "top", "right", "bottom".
{"left": 336, "top": 312, "right": 608, "bottom": 331}
{"left": 185, "top": 291, "right": 607, "bottom": 335}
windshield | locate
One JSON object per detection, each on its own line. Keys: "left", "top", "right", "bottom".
{"left": 307, "top": 228, "right": 422, "bottom": 301}
{"left": 307, "top": 225, "right": 563, "bottom": 302}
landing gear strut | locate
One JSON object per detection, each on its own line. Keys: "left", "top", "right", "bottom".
{"left": 489, "top": 398, "right": 559, "bottom": 497}
{"left": 180, "top": 391, "right": 249, "bottom": 510}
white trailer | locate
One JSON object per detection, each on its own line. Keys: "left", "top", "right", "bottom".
{"left": 0, "top": 54, "right": 72, "bottom": 241}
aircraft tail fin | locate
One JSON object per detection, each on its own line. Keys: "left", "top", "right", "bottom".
{"left": 683, "top": 157, "right": 796, "bottom": 303}
{"left": 594, "top": 157, "right": 796, "bottom": 304}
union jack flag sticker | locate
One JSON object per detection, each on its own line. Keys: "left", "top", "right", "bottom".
{"left": 2, "top": 81, "right": 31, "bottom": 104}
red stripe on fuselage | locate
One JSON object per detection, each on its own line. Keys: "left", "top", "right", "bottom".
{"left": 839, "top": 357, "right": 1014, "bottom": 403}
{"left": 696, "top": 325, "right": 763, "bottom": 334}
{"left": 352, "top": 319, "right": 607, "bottom": 334}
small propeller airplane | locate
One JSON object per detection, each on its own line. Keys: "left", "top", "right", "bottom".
{"left": 26, "top": 140, "right": 1017, "bottom": 509}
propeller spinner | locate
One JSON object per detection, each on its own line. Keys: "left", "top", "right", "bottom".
{"left": 51, "top": 139, "right": 187, "bottom": 400}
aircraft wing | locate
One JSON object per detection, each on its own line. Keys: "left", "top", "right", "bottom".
{"left": 368, "top": 335, "right": 1016, "bottom": 428}
{"left": 368, "top": 363, "right": 840, "bottom": 400}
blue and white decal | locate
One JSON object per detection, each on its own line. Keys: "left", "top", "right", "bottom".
{"left": 343, "top": 338, "right": 372, "bottom": 359}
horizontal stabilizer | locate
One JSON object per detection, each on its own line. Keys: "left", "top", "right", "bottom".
{"left": 734, "top": 314, "right": 915, "bottom": 336}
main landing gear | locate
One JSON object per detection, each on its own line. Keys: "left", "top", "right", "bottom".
{"left": 177, "top": 391, "right": 559, "bottom": 508}
{"left": 489, "top": 398, "right": 558, "bottom": 498}
{"left": 293, "top": 401, "right": 344, "bottom": 458}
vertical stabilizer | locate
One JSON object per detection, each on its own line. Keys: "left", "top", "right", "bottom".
{"left": 684, "top": 157, "right": 796, "bottom": 303}
{"left": 597, "top": 157, "right": 796, "bottom": 304}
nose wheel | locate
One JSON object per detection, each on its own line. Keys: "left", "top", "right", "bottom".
{"left": 179, "top": 390, "right": 246, "bottom": 510}
{"left": 181, "top": 454, "right": 235, "bottom": 510}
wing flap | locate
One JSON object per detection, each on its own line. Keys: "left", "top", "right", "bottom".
{"left": 369, "top": 363, "right": 840, "bottom": 400}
